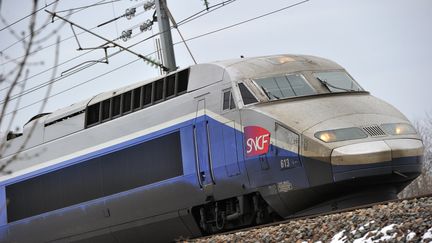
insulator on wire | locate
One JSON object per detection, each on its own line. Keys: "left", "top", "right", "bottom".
{"left": 145, "top": 58, "right": 154, "bottom": 66}
{"left": 143, "top": 0, "right": 155, "bottom": 11}
{"left": 125, "top": 8, "right": 136, "bottom": 20}
{"left": 121, "top": 30, "right": 133, "bottom": 42}
{"left": 140, "top": 19, "right": 153, "bottom": 32}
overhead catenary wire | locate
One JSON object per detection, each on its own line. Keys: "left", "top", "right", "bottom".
{"left": 5, "top": 57, "right": 143, "bottom": 116}
{"left": 180, "top": 0, "right": 310, "bottom": 43}
{"left": 0, "top": 0, "right": 232, "bottom": 68}
{"left": 2, "top": 32, "right": 161, "bottom": 106}
{"left": 0, "top": 2, "right": 115, "bottom": 92}
{"left": 45, "top": 10, "right": 167, "bottom": 69}
{"left": 111, "top": 0, "right": 120, "bottom": 41}
{"left": 3, "top": 0, "right": 312, "bottom": 115}
{"left": 165, "top": 6, "right": 197, "bottom": 64}
{"left": 2, "top": 0, "right": 310, "bottom": 106}
{"left": 0, "top": 0, "right": 59, "bottom": 33}
{"left": 177, "top": 0, "right": 237, "bottom": 26}
{"left": 0, "top": 0, "right": 234, "bottom": 70}
{"left": 1, "top": 0, "right": 239, "bottom": 95}
{"left": 115, "top": 0, "right": 238, "bottom": 42}
{"left": 1, "top": 23, "right": 156, "bottom": 95}
{"left": 0, "top": 0, "right": 111, "bottom": 56}
{"left": 97, "top": 0, "right": 153, "bottom": 28}
{"left": 0, "top": 10, "right": 147, "bottom": 93}
{"left": 0, "top": 28, "right": 101, "bottom": 92}
{"left": 55, "top": 0, "right": 121, "bottom": 13}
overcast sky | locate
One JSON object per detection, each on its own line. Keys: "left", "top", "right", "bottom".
{"left": 1, "top": 0, "right": 431, "bottom": 133}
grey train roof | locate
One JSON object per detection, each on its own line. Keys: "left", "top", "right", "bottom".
{"left": 43, "top": 54, "right": 343, "bottom": 124}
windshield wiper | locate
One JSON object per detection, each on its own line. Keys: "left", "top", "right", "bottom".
{"left": 260, "top": 86, "right": 280, "bottom": 99}
{"left": 317, "top": 77, "right": 356, "bottom": 92}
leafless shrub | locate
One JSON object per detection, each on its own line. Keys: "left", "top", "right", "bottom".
{"left": 0, "top": 0, "right": 62, "bottom": 174}
{"left": 399, "top": 113, "right": 432, "bottom": 198}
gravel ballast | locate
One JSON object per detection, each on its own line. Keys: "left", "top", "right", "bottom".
{"left": 184, "top": 196, "right": 432, "bottom": 243}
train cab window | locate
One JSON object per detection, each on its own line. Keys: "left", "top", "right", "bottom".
{"left": 314, "top": 71, "right": 363, "bottom": 92}
{"left": 223, "top": 89, "right": 236, "bottom": 110}
{"left": 101, "top": 99, "right": 111, "bottom": 121}
{"left": 112, "top": 95, "right": 121, "bottom": 117}
{"left": 154, "top": 79, "right": 164, "bottom": 102}
{"left": 143, "top": 83, "right": 153, "bottom": 106}
{"left": 86, "top": 103, "right": 100, "bottom": 126}
{"left": 239, "top": 83, "right": 258, "bottom": 105}
{"left": 122, "top": 91, "right": 132, "bottom": 114}
{"left": 254, "top": 73, "right": 315, "bottom": 100}
{"left": 132, "top": 87, "right": 142, "bottom": 110}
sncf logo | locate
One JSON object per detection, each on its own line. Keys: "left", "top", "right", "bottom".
{"left": 244, "top": 126, "right": 271, "bottom": 158}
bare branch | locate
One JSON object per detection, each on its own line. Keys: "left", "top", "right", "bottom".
{"left": 0, "top": 15, "right": 27, "bottom": 42}
{"left": 0, "top": 36, "right": 60, "bottom": 173}
{"left": 4, "top": 70, "right": 28, "bottom": 135}
{"left": 399, "top": 112, "right": 432, "bottom": 198}
{"left": 0, "top": 0, "right": 39, "bottom": 131}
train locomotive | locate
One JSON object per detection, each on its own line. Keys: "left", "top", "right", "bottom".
{"left": 0, "top": 54, "right": 423, "bottom": 242}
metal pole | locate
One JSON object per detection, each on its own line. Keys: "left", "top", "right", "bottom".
{"left": 155, "top": 0, "right": 177, "bottom": 73}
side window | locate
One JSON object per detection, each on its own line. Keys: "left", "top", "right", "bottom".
{"left": 84, "top": 69, "right": 190, "bottom": 129}
{"left": 142, "top": 83, "right": 153, "bottom": 106}
{"left": 112, "top": 95, "right": 121, "bottom": 117}
{"left": 177, "top": 69, "right": 189, "bottom": 93}
{"left": 222, "top": 89, "right": 236, "bottom": 111}
{"left": 86, "top": 103, "right": 100, "bottom": 126}
{"left": 101, "top": 99, "right": 111, "bottom": 121}
{"left": 132, "top": 87, "right": 142, "bottom": 110}
{"left": 5, "top": 131, "right": 183, "bottom": 223}
{"left": 166, "top": 74, "right": 176, "bottom": 98}
{"left": 122, "top": 91, "right": 132, "bottom": 114}
{"left": 153, "top": 79, "right": 164, "bottom": 102}
{"left": 239, "top": 83, "right": 258, "bottom": 105}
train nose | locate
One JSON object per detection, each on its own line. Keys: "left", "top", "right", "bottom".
{"left": 331, "top": 139, "right": 423, "bottom": 182}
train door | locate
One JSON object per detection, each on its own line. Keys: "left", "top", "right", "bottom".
{"left": 275, "top": 123, "right": 301, "bottom": 169}
{"left": 194, "top": 98, "right": 215, "bottom": 196}
{"left": 223, "top": 88, "right": 244, "bottom": 176}
{"left": 221, "top": 121, "right": 240, "bottom": 176}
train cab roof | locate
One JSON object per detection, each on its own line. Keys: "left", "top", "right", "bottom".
{"left": 47, "top": 54, "right": 344, "bottom": 117}
{"left": 210, "top": 54, "right": 344, "bottom": 81}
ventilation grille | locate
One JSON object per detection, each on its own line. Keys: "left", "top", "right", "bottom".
{"left": 363, "top": 125, "right": 386, "bottom": 137}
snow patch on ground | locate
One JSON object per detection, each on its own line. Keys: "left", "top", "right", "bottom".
{"left": 353, "top": 224, "right": 398, "bottom": 243}
{"left": 422, "top": 227, "right": 432, "bottom": 242}
{"left": 330, "top": 230, "right": 346, "bottom": 243}
{"left": 364, "top": 221, "right": 375, "bottom": 227}
{"left": 379, "top": 224, "right": 398, "bottom": 241}
{"left": 406, "top": 231, "right": 416, "bottom": 241}
{"left": 313, "top": 223, "right": 432, "bottom": 243}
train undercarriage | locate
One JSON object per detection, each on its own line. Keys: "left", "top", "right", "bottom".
{"left": 192, "top": 193, "right": 280, "bottom": 234}
{"left": 191, "top": 165, "right": 420, "bottom": 235}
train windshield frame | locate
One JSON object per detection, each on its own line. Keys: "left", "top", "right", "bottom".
{"left": 314, "top": 71, "right": 364, "bottom": 93}
{"left": 252, "top": 73, "right": 316, "bottom": 100}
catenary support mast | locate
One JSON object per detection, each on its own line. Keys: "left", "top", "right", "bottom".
{"left": 155, "top": 0, "right": 177, "bottom": 73}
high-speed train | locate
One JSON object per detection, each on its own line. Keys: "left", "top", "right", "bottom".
{"left": 0, "top": 54, "right": 423, "bottom": 242}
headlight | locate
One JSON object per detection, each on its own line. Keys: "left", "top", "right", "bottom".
{"left": 381, "top": 123, "right": 416, "bottom": 135}
{"left": 314, "top": 127, "right": 367, "bottom": 143}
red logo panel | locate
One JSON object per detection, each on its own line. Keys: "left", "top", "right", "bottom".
{"left": 244, "top": 126, "right": 271, "bottom": 158}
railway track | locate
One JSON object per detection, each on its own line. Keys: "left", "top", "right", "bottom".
{"left": 185, "top": 193, "right": 432, "bottom": 242}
